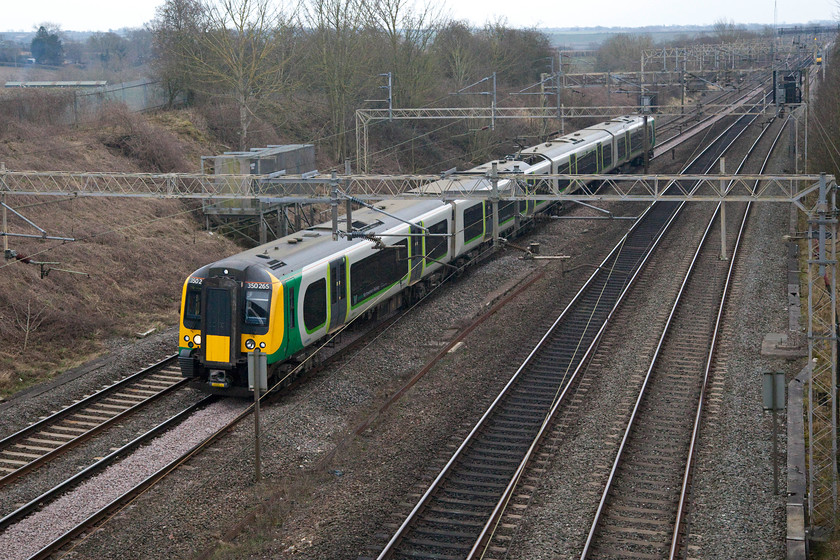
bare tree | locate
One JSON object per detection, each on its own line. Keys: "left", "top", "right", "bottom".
{"left": 150, "top": 0, "right": 207, "bottom": 106}
{"left": 13, "top": 297, "right": 47, "bottom": 352}
{"left": 152, "top": 0, "right": 298, "bottom": 147}
{"left": 368, "top": 0, "right": 442, "bottom": 107}
{"left": 595, "top": 33, "right": 654, "bottom": 72}
{"left": 87, "top": 32, "right": 129, "bottom": 71}
{"left": 480, "top": 19, "right": 553, "bottom": 85}
{"left": 305, "top": 0, "right": 371, "bottom": 161}
{"left": 184, "top": 0, "right": 298, "bottom": 149}
{"left": 712, "top": 18, "right": 745, "bottom": 43}
{"left": 433, "top": 21, "right": 480, "bottom": 88}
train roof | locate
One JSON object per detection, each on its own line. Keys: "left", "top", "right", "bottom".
{"left": 201, "top": 158, "right": 531, "bottom": 282}
{"left": 198, "top": 116, "right": 650, "bottom": 283}
{"left": 209, "top": 197, "right": 446, "bottom": 281}
{"left": 519, "top": 116, "right": 650, "bottom": 162}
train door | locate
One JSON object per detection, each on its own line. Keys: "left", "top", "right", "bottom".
{"left": 328, "top": 257, "right": 347, "bottom": 333}
{"left": 409, "top": 225, "right": 423, "bottom": 284}
{"left": 200, "top": 276, "right": 240, "bottom": 367}
{"left": 556, "top": 158, "right": 570, "bottom": 193}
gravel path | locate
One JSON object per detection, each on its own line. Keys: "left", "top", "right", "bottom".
{"left": 0, "top": 384, "right": 203, "bottom": 519}
{"left": 0, "top": 399, "right": 245, "bottom": 560}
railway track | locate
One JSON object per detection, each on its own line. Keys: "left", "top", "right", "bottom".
{"left": 1, "top": 314, "right": 402, "bottom": 560}
{"left": 0, "top": 394, "right": 254, "bottom": 560}
{"left": 367, "top": 85, "right": 772, "bottom": 560}
{"left": 0, "top": 355, "right": 184, "bottom": 489}
{"left": 653, "top": 79, "right": 766, "bottom": 142}
{"left": 580, "top": 113, "right": 787, "bottom": 560}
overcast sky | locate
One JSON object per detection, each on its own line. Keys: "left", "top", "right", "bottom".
{"left": 1, "top": 0, "right": 835, "bottom": 33}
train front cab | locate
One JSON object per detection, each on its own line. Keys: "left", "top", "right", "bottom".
{"left": 200, "top": 275, "right": 242, "bottom": 387}
{"left": 179, "top": 265, "right": 284, "bottom": 395}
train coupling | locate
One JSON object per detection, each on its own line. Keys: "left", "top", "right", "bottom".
{"left": 208, "top": 370, "right": 232, "bottom": 389}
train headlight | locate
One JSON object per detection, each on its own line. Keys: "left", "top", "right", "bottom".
{"left": 245, "top": 339, "right": 256, "bottom": 350}
{"left": 193, "top": 334, "right": 202, "bottom": 345}
{"left": 259, "top": 342, "right": 266, "bottom": 349}
{"left": 184, "top": 335, "right": 190, "bottom": 342}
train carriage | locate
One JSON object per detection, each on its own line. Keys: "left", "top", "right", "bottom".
{"left": 178, "top": 116, "right": 655, "bottom": 395}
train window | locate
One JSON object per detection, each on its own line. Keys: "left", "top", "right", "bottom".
{"left": 464, "top": 204, "right": 484, "bottom": 243}
{"left": 603, "top": 143, "right": 612, "bottom": 169}
{"left": 577, "top": 150, "right": 597, "bottom": 174}
{"left": 206, "top": 288, "right": 232, "bottom": 336}
{"left": 244, "top": 289, "right": 270, "bottom": 326}
{"left": 184, "top": 284, "right": 201, "bottom": 330}
{"left": 426, "top": 220, "right": 448, "bottom": 264}
{"left": 630, "top": 129, "right": 643, "bottom": 153}
{"left": 499, "top": 200, "right": 516, "bottom": 223}
{"left": 617, "top": 137, "right": 626, "bottom": 161}
{"left": 303, "top": 279, "right": 327, "bottom": 332}
{"left": 350, "top": 240, "right": 408, "bottom": 306}
{"left": 288, "top": 288, "right": 295, "bottom": 329}
{"left": 557, "top": 161, "right": 570, "bottom": 192}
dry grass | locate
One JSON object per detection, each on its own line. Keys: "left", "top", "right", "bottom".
{"left": 0, "top": 196, "right": 242, "bottom": 396}
{"left": 96, "top": 105, "right": 188, "bottom": 172}
{"left": 196, "top": 99, "right": 282, "bottom": 151}
{"left": 0, "top": 108, "right": 241, "bottom": 397}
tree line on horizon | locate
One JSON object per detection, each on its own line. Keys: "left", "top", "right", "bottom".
{"left": 0, "top": 2, "right": 773, "bottom": 163}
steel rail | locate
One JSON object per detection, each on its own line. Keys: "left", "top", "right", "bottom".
{"left": 0, "top": 355, "right": 183, "bottom": 488}
{"left": 668, "top": 117, "right": 788, "bottom": 559}
{"left": 23, "top": 396, "right": 255, "bottom": 560}
{"left": 487, "top": 92, "right": 771, "bottom": 560}
{"left": 580, "top": 98, "right": 772, "bottom": 559}
{"left": 465, "top": 216, "right": 679, "bottom": 558}
{"left": 376, "top": 82, "right": 772, "bottom": 560}
{"left": 375, "top": 199, "right": 664, "bottom": 559}
{"left": 0, "top": 395, "right": 217, "bottom": 532}
{"left": 654, "top": 80, "right": 770, "bottom": 150}
{"left": 0, "top": 354, "right": 176, "bottom": 446}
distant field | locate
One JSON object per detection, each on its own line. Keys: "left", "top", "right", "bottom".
{"left": 546, "top": 30, "right": 712, "bottom": 50}
{"left": 0, "top": 65, "right": 63, "bottom": 84}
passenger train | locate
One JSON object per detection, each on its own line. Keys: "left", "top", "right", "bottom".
{"left": 178, "top": 116, "right": 656, "bottom": 394}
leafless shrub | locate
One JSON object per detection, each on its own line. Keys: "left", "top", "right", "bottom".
{"left": 97, "top": 104, "right": 186, "bottom": 172}
{"left": 0, "top": 89, "right": 75, "bottom": 127}
{"left": 197, "top": 99, "right": 281, "bottom": 150}
{"left": 12, "top": 297, "right": 48, "bottom": 352}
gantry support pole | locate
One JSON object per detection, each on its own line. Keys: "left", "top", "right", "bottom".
{"left": 355, "top": 111, "right": 371, "bottom": 174}
{"left": 1, "top": 162, "right": 6, "bottom": 256}
{"left": 720, "top": 158, "right": 728, "bottom": 261}
{"left": 2, "top": 193, "right": 7, "bottom": 256}
{"left": 806, "top": 173, "right": 839, "bottom": 537}
{"left": 490, "top": 161, "right": 500, "bottom": 249}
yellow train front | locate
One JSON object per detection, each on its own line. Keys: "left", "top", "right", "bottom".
{"left": 178, "top": 258, "right": 285, "bottom": 397}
